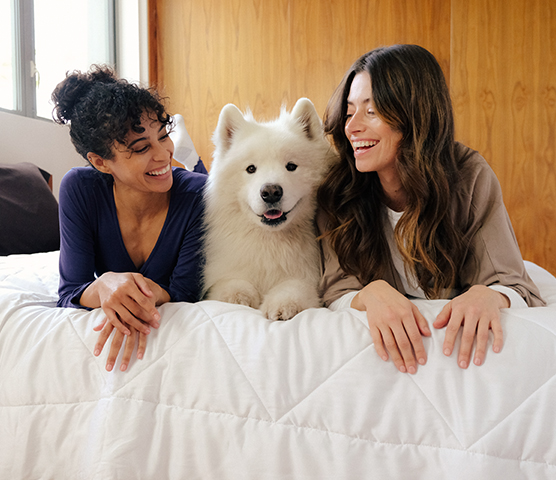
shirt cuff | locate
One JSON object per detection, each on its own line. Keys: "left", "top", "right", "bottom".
{"left": 488, "top": 285, "right": 528, "bottom": 308}
{"left": 329, "top": 290, "right": 359, "bottom": 311}
{"left": 329, "top": 286, "right": 526, "bottom": 309}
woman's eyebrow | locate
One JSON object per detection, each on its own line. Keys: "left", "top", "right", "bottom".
{"left": 126, "top": 124, "right": 165, "bottom": 148}
{"left": 127, "top": 137, "right": 146, "bottom": 149}
{"left": 347, "top": 98, "right": 371, "bottom": 106}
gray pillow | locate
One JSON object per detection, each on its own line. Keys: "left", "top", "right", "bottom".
{"left": 0, "top": 162, "right": 60, "bottom": 255}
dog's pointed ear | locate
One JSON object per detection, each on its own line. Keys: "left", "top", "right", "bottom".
{"left": 213, "top": 103, "right": 246, "bottom": 155}
{"left": 291, "top": 98, "right": 322, "bottom": 141}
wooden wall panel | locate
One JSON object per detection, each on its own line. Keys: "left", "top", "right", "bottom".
{"left": 153, "top": 0, "right": 290, "bottom": 164}
{"left": 151, "top": 0, "right": 555, "bottom": 274}
{"left": 451, "top": 0, "right": 556, "bottom": 273}
{"left": 152, "top": 0, "right": 450, "bottom": 164}
{"left": 288, "top": 0, "right": 451, "bottom": 117}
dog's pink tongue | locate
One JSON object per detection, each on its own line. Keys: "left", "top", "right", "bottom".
{"left": 264, "top": 209, "right": 283, "bottom": 219}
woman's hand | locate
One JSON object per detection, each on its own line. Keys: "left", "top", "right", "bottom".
{"left": 82, "top": 272, "right": 166, "bottom": 335}
{"left": 81, "top": 272, "right": 170, "bottom": 371}
{"left": 352, "top": 280, "right": 431, "bottom": 374}
{"left": 433, "top": 285, "right": 509, "bottom": 368}
{"left": 93, "top": 321, "right": 148, "bottom": 372}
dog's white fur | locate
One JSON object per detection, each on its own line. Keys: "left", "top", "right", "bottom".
{"left": 202, "top": 98, "right": 337, "bottom": 320}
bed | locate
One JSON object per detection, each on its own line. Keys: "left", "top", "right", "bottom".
{"left": 0, "top": 251, "right": 555, "bottom": 479}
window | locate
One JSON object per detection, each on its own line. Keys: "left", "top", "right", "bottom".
{"left": 0, "top": 0, "right": 16, "bottom": 111}
{"left": 0, "top": 0, "right": 115, "bottom": 119}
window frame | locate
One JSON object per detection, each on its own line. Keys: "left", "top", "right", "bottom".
{"left": 1, "top": 0, "right": 117, "bottom": 120}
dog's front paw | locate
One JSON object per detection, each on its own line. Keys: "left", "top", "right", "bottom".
{"left": 222, "top": 290, "right": 260, "bottom": 307}
{"left": 206, "top": 279, "right": 261, "bottom": 308}
{"left": 260, "top": 281, "right": 321, "bottom": 320}
{"left": 260, "top": 299, "right": 303, "bottom": 321}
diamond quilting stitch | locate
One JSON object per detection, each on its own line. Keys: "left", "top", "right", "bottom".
{"left": 204, "top": 302, "right": 372, "bottom": 422}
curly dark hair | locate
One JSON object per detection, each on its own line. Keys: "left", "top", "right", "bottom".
{"left": 318, "top": 44, "right": 469, "bottom": 299}
{"left": 51, "top": 65, "right": 172, "bottom": 161}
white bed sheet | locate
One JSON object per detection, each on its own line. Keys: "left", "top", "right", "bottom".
{"left": 0, "top": 251, "right": 555, "bottom": 479}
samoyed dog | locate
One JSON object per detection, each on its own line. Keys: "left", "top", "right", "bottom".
{"left": 202, "top": 98, "right": 337, "bottom": 320}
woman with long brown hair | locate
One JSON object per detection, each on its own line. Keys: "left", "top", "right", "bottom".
{"left": 318, "top": 44, "right": 544, "bottom": 374}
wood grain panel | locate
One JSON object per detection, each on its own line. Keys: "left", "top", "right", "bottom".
{"left": 152, "top": 0, "right": 450, "bottom": 165}
{"left": 148, "top": 0, "right": 159, "bottom": 86}
{"left": 451, "top": 0, "right": 556, "bottom": 273}
{"left": 151, "top": 0, "right": 555, "bottom": 274}
{"left": 154, "top": 0, "right": 290, "bottom": 166}
{"left": 289, "top": 0, "right": 451, "bottom": 117}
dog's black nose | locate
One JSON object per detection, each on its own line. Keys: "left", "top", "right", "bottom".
{"left": 260, "top": 184, "right": 283, "bottom": 204}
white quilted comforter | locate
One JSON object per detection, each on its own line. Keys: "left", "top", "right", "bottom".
{"left": 1, "top": 251, "right": 556, "bottom": 479}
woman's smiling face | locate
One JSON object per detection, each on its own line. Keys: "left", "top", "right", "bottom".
{"left": 344, "top": 71, "right": 402, "bottom": 182}
{"left": 93, "top": 113, "right": 175, "bottom": 195}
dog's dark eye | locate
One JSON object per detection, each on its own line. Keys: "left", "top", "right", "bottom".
{"left": 246, "top": 165, "right": 257, "bottom": 174}
{"left": 286, "top": 162, "right": 298, "bottom": 172}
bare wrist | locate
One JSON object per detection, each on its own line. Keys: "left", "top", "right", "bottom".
{"left": 351, "top": 280, "right": 387, "bottom": 311}
{"left": 153, "top": 282, "right": 170, "bottom": 305}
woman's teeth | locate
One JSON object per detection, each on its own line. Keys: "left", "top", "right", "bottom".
{"left": 352, "top": 140, "right": 378, "bottom": 148}
{"left": 147, "top": 164, "right": 171, "bottom": 176}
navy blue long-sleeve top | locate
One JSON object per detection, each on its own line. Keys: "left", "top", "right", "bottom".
{"left": 57, "top": 166, "right": 206, "bottom": 308}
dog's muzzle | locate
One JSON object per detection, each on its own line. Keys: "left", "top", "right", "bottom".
{"left": 260, "top": 183, "right": 287, "bottom": 227}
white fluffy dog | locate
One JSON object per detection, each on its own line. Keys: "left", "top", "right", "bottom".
{"left": 202, "top": 98, "right": 337, "bottom": 320}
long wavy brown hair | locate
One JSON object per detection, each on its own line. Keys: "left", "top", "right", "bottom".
{"left": 318, "top": 44, "right": 469, "bottom": 298}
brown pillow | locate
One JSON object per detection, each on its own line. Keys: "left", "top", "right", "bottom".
{"left": 0, "top": 162, "right": 60, "bottom": 255}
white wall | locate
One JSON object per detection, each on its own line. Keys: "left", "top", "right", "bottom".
{"left": 0, "top": 112, "right": 84, "bottom": 198}
{"left": 0, "top": 0, "right": 148, "bottom": 200}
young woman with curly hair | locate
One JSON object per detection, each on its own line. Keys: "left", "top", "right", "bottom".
{"left": 52, "top": 66, "right": 206, "bottom": 372}
{"left": 318, "top": 45, "right": 544, "bottom": 374}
